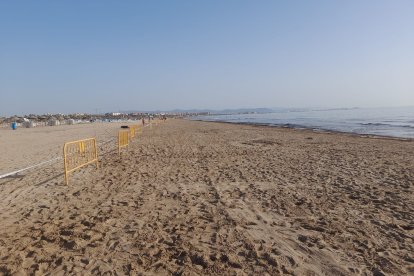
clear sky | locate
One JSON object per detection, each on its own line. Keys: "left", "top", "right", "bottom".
{"left": 1, "top": 1, "right": 413, "bottom": 116}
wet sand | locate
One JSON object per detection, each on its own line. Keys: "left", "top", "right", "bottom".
{"left": 0, "top": 119, "right": 413, "bottom": 275}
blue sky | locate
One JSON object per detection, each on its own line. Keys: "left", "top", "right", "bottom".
{"left": 0, "top": 1, "right": 413, "bottom": 115}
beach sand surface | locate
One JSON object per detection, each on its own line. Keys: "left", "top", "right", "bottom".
{"left": 0, "top": 122, "right": 140, "bottom": 175}
{"left": 0, "top": 119, "right": 413, "bottom": 275}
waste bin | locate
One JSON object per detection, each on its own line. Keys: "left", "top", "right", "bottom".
{"left": 11, "top": 122, "right": 17, "bottom": 130}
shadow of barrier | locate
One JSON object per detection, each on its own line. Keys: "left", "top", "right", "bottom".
{"left": 63, "top": 138, "right": 99, "bottom": 185}
{"left": 118, "top": 130, "right": 129, "bottom": 155}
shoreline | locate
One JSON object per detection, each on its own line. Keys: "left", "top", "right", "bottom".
{"left": 190, "top": 118, "right": 414, "bottom": 142}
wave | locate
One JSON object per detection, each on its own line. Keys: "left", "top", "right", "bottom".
{"left": 360, "top": 123, "right": 414, "bottom": 129}
{"left": 193, "top": 107, "right": 414, "bottom": 138}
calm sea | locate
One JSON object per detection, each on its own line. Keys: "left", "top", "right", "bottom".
{"left": 194, "top": 106, "right": 414, "bottom": 139}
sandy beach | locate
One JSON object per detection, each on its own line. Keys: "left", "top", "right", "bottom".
{"left": 0, "top": 119, "right": 413, "bottom": 275}
{"left": 0, "top": 122, "right": 139, "bottom": 175}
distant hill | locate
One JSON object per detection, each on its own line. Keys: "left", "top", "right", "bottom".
{"left": 120, "top": 108, "right": 276, "bottom": 114}
{"left": 119, "top": 107, "right": 361, "bottom": 115}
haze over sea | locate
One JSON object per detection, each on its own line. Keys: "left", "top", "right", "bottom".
{"left": 195, "top": 106, "right": 414, "bottom": 139}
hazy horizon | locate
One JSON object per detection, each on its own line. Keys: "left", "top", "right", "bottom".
{"left": 3, "top": 105, "right": 414, "bottom": 117}
{"left": 1, "top": 1, "right": 413, "bottom": 116}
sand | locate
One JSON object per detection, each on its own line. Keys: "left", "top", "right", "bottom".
{"left": 0, "top": 122, "right": 141, "bottom": 175}
{"left": 0, "top": 119, "right": 413, "bottom": 275}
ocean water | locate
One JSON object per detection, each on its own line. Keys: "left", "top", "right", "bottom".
{"left": 194, "top": 106, "right": 414, "bottom": 139}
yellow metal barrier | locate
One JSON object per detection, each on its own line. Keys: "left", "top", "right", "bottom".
{"left": 118, "top": 130, "right": 129, "bottom": 154}
{"left": 137, "top": 125, "right": 143, "bottom": 134}
{"left": 130, "top": 126, "right": 136, "bottom": 139}
{"left": 63, "top": 138, "right": 99, "bottom": 185}
{"left": 129, "top": 125, "right": 140, "bottom": 139}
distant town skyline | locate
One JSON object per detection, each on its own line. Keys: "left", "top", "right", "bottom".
{"left": 1, "top": 1, "right": 413, "bottom": 116}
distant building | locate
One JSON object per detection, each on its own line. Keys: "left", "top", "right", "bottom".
{"left": 48, "top": 118, "right": 60, "bottom": 126}
{"left": 23, "top": 121, "right": 36, "bottom": 128}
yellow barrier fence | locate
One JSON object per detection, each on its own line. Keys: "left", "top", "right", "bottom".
{"left": 63, "top": 138, "right": 99, "bottom": 185}
{"left": 136, "top": 125, "right": 143, "bottom": 134}
{"left": 130, "top": 126, "right": 136, "bottom": 139}
{"left": 118, "top": 130, "right": 129, "bottom": 154}
{"left": 129, "top": 125, "right": 140, "bottom": 140}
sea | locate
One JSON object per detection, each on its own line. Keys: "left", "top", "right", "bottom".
{"left": 193, "top": 106, "right": 414, "bottom": 139}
